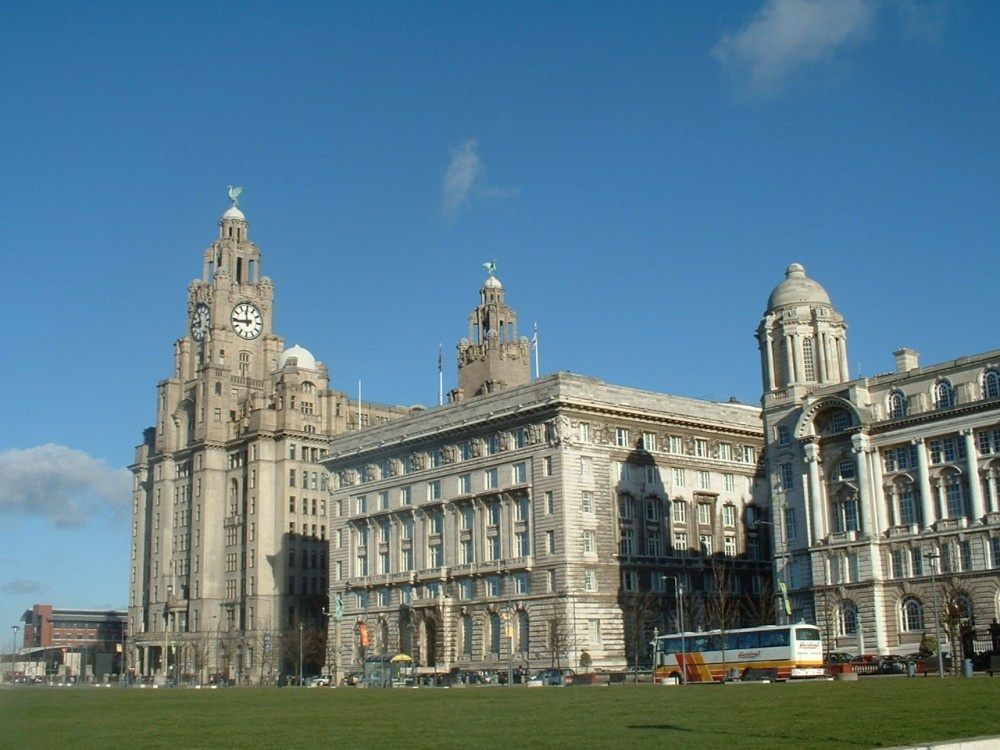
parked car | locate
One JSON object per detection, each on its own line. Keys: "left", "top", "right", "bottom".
{"left": 529, "top": 668, "right": 575, "bottom": 686}
{"left": 824, "top": 652, "right": 855, "bottom": 664}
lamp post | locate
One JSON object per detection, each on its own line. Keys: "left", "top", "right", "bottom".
{"left": 163, "top": 585, "right": 172, "bottom": 686}
{"left": 663, "top": 576, "right": 686, "bottom": 684}
{"left": 298, "top": 621, "right": 304, "bottom": 687}
{"left": 925, "top": 552, "right": 945, "bottom": 678}
{"left": 11, "top": 625, "right": 19, "bottom": 678}
{"left": 502, "top": 568, "right": 514, "bottom": 687}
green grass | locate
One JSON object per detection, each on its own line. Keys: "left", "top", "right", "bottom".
{"left": 4, "top": 679, "right": 1000, "bottom": 749}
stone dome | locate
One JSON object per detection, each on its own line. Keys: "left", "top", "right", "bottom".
{"left": 766, "top": 263, "right": 831, "bottom": 312}
{"left": 223, "top": 205, "right": 246, "bottom": 221}
{"left": 484, "top": 274, "right": 503, "bottom": 289}
{"left": 278, "top": 344, "right": 317, "bottom": 370}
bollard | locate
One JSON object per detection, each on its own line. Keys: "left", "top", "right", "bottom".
{"left": 906, "top": 661, "right": 916, "bottom": 678}
{"left": 963, "top": 659, "right": 974, "bottom": 678}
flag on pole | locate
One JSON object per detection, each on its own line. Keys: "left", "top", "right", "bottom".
{"left": 438, "top": 344, "right": 443, "bottom": 373}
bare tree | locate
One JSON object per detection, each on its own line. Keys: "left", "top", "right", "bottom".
{"left": 618, "top": 589, "right": 661, "bottom": 675}
{"left": 705, "top": 560, "right": 743, "bottom": 678}
{"left": 547, "top": 612, "right": 574, "bottom": 670}
{"left": 940, "top": 577, "right": 971, "bottom": 676}
{"left": 742, "top": 575, "right": 777, "bottom": 627}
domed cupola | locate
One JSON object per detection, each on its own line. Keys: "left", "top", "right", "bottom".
{"left": 757, "top": 264, "right": 849, "bottom": 394}
{"left": 278, "top": 344, "right": 317, "bottom": 370}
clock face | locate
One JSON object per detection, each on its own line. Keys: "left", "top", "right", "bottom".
{"left": 231, "top": 302, "right": 263, "bottom": 340}
{"left": 190, "top": 303, "right": 211, "bottom": 342}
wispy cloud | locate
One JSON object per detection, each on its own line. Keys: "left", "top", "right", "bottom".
{"left": 1, "top": 578, "right": 48, "bottom": 596}
{"left": 713, "top": 0, "right": 876, "bottom": 96}
{"left": 0, "top": 444, "right": 131, "bottom": 527}
{"left": 441, "top": 138, "right": 519, "bottom": 218}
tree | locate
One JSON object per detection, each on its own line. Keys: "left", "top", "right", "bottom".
{"left": 741, "top": 575, "right": 777, "bottom": 627}
{"left": 618, "top": 589, "right": 660, "bottom": 674}
{"left": 547, "top": 611, "right": 574, "bottom": 670}
{"left": 705, "top": 560, "right": 743, "bottom": 678}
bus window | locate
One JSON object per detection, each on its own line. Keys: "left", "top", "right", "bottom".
{"left": 795, "top": 627, "right": 821, "bottom": 641}
{"left": 759, "top": 628, "right": 790, "bottom": 648}
{"left": 736, "top": 631, "right": 760, "bottom": 649}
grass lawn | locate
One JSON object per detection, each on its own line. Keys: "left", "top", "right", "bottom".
{"left": 4, "top": 679, "right": 1000, "bottom": 749}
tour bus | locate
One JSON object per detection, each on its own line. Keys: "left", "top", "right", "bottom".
{"left": 653, "top": 622, "right": 824, "bottom": 683}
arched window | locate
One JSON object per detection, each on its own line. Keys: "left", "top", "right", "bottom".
{"left": 934, "top": 380, "right": 955, "bottom": 410}
{"left": 489, "top": 613, "right": 501, "bottom": 655}
{"left": 950, "top": 591, "right": 974, "bottom": 623}
{"left": 802, "top": 337, "right": 816, "bottom": 381}
{"left": 461, "top": 615, "right": 473, "bottom": 657}
{"left": 901, "top": 596, "right": 924, "bottom": 632}
{"left": 517, "top": 611, "right": 530, "bottom": 653}
{"left": 984, "top": 370, "right": 1000, "bottom": 400}
{"left": 888, "top": 391, "right": 907, "bottom": 419}
{"left": 839, "top": 600, "right": 859, "bottom": 636}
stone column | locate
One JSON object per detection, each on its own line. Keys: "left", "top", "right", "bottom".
{"left": 763, "top": 331, "right": 776, "bottom": 391}
{"left": 837, "top": 336, "right": 850, "bottom": 382}
{"left": 852, "top": 434, "right": 873, "bottom": 536}
{"left": 963, "top": 429, "right": 985, "bottom": 523}
{"left": 871, "top": 444, "right": 888, "bottom": 530}
{"left": 987, "top": 468, "right": 998, "bottom": 514}
{"left": 804, "top": 443, "right": 826, "bottom": 543}
{"left": 915, "top": 438, "right": 935, "bottom": 529}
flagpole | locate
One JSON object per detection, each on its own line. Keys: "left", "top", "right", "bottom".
{"left": 358, "top": 380, "right": 362, "bottom": 430}
{"left": 438, "top": 344, "right": 443, "bottom": 406}
{"left": 532, "top": 323, "right": 539, "bottom": 380}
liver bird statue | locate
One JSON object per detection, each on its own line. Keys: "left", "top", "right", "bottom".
{"left": 227, "top": 185, "right": 244, "bottom": 208}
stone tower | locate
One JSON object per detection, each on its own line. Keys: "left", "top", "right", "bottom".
{"left": 455, "top": 267, "right": 531, "bottom": 399}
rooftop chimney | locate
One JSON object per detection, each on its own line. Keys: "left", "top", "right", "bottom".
{"left": 893, "top": 348, "right": 920, "bottom": 374}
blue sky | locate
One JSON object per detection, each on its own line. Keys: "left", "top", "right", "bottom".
{"left": 2, "top": 0, "right": 998, "bottom": 642}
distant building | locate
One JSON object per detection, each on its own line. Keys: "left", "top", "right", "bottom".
{"left": 758, "top": 263, "right": 1000, "bottom": 657}
{"left": 323, "top": 272, "right": 770, "bottom": 677}
{"left": 129, "top": 200, "right": 414, "bottom": 684}
{"left": 15, "top": 604, "right": 126, "bottom": 678}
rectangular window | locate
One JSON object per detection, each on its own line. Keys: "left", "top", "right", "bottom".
{"left": 546, "top": 530, "right": 555, "bottom": 554}
{"left": 580, "top": 457, "right": 592, "bottom": 477}
{"left": 488, "top": 536, "right": 501, "bottom": 561}
{"left": 784, "top": 507, "right": 797, "bottom": 542}
{"left": 645, "top": 500, "right": 660, "bottom": 522}
{"left": 618, "top": 494, "right": 634, "bottom": 519}
{"left": 646, "top": 529, "right": 662, "bottom": 556}
{"left": 780, "top": 463, "right": 794, "bottom": 490}
{"left": 578, "top": 423, "right": 590, "bottom": 443}
{"left": 516, "top": 531, "right": 530, "bottom": 557}
{"left": 488, "top": 501, "right": 501, "bottom": 526}
{"left": 697, "top": 502, "right": 711, "bottom": 525}
{"left": 459, "top": 472, "right": 472, "bottom": 494}
{"left": 722, "top": 505, "right": 736, "bottom": 527}
{"left": 543, "top": 456, "right": 553, "bottom": 476}
{"left": 616, "top": 428, "right": 629, "bottom": 448}
{"left": 289, "top": 469, "right": 296, "bottom": 488}
{"left": 672, "top": 468, "right": 685, "bottom": 487}
{"left": 960, "top": 540, "right": 972, "bottom": 571}
{"left": 378, "top": 491, "right": 389, "bottom": 510}
{"left": 513, "top": 462, "right": 527, "bottom": 484}
{"left": 428, "top": 480, "right": 442, "bottom": 500}
{"left": 581, "top": 491, "right": 594, "bottom": 514}
{"left": 723, "top": 473, "right": 735, "bottom": 492}
{"left": 699, "top": 534, "right": 713, "bottom": 556}
{"left": 355, "top": 495, "right": 367, "bottom": 514}
{"left": 891, "top": 549, "right": 907, "bottom": 578}
{"left": 401, "top": 486, "right": 412, "bottom": 506}
{"left": 545, "top": 491, "right": 555, "bottom": 514}
{"left": 673, "top": 532, "right": 688, "bottom": 556}
{"left": 668, "top": 435, "right": 682, "bottom": 454}
{"left": 694, "top": 439, "right": 708, "bottom": 457}
{"left": 697, "top": 471, "right": 711, "bottom": 490}
{"left": 642, "top": 432, "right": 657, "bottom": 451}
{"left": 461, "top": 539, "right": 474, "bottom": 564}
{"left": 583, "top": 530, "right": 596, "bottom": 554}
{"left": 485, "top": 468, "right": 499, "bottom": 489}
{"left": 992, "top": 537, "right": 1000, "bottom": 569}
{"left": 742, "top": 446, "right": 756, "bottom": 464}
{"left": 622, "top": 570, "right": 638, "bottom": 592}
{"left": 672, "top": 501, "right": 687, "bottom": 524}
{"left": 620, "top": 528, "right": 634, "bottom": 556}
{"left": 718, "top": 443, "right": 732, "bottom": 461}
{"left": 584, "top": 569, "right": 597, "bottom": 592}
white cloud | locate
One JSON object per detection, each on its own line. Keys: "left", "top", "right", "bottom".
{"left": 713, "top": 0, "right": 877, "bottom": 95}
{"left": 441, "top": 138, "right": 519, "bottom": 218}
{"left": 1, "top": 578, "right": 48, "bottom": 596}
{"left": 0, "top": 444, "right": 131, "bottom": 527}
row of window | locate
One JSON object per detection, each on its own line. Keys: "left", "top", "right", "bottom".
{"left": 888, "top": 369, "right": 1000, "bottom": 419}
{"left": 345, "top": 464, "right": 529, "bottom": 514}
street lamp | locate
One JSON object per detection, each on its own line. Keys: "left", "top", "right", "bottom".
{"left": 924, "top": 552, "right": 945, "bottom": 678}
{"left": 298, "top": 621, "right": 304, "bottom": 687}
{"left": 11, "top": 625, "right": 19, "bottom": 677}
{"left": 663, "top": 576, "right": 686, "bottom": 685}
{"left": 502, "top": 568, "right": 515, "bottom": 687}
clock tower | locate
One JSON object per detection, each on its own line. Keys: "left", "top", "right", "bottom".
{"left": 129, "top": 192, "right": 413, "bottom": 685}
